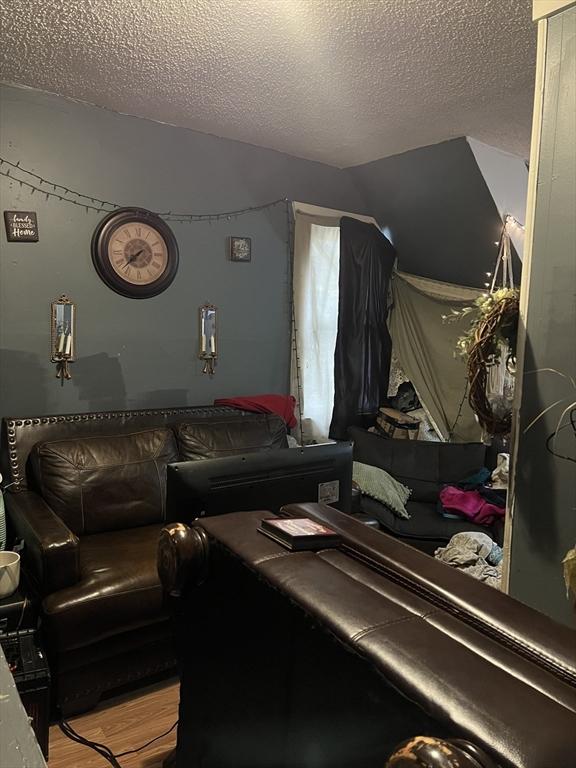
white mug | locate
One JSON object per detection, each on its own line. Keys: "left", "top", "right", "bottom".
{"left": 0, "top": 551, "right": 20, "bottom": 599}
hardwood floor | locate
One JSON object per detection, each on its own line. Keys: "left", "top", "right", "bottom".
{"left": 48, "top": 678, "right": 179, "bottom": 768}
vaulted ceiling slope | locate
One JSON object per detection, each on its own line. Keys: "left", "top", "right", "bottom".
{"left": 0, "top": 0, "right": 536, "bottom": 167}
{"left": 349, "top": 137, "right": 522, "bottom": 287}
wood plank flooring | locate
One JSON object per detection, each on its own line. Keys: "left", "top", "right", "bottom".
{"left": 48, "top": 678, "right": 179, "bottom": 768}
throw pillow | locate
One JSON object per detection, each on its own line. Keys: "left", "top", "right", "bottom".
{"left": 353, "top": 461, "right": 411, "bottom": 519}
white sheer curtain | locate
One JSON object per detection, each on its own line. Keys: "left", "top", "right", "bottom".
{"left": 291, "top": 203, "right": 378, "bottom": 443}
{"left": 292, "top": 218, "right": 339, "bottom": 442}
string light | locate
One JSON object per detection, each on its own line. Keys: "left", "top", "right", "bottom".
{"left": 505, "top": 214, "right": 525, "bottom": 230}
{"left": 0, "top": 156, "right": 288, "bottom": 223}
{"left": 284, "top": 199, "right": 306, "bottom": 445}
{"left": 481, "top": 213, "right": 524, "bottom": 290}
{"left": 0, "top": 169, "right": 113, "bottom": 212}
{"left": 2, "top": 156, "right": 303, "bottom": 432}
{"left": 0, "top": 156, "right": 119, "bottom": 210}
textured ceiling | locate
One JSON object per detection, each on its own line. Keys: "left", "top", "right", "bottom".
{"left": 0, "top": 0, "right": 536, "bottom": 167}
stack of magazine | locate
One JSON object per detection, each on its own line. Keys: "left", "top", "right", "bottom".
{"left": 258, "top": 517, "right": 341, "bottom": 551}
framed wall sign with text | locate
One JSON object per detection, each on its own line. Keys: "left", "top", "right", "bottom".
{"left": 229, "top": 236, "right": 252, "bottom": 262}
{"left": 4, "top": 211, "right": 39, "bottom": 242}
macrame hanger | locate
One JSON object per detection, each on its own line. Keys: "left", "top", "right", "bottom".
{"left": 490, "top": 216, "right": 516, "bottom": 293}
{"left": 504, "top": 223, "right": 515, "bottom": 289}
{"left": 487, "top": 215, "right": 517, "bottom": 400}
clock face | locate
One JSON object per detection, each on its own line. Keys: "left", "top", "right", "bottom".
{"left": 92, "top": 208, "right": 178, "bottom": 298}
{"left": 107, "top": 221, "right": 169, "bottom": 286}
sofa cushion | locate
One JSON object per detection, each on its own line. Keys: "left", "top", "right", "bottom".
{"left": 42, "top": 524, "right": 165, "bottom": 652}
{"left": 176, "top": 414, "right": 288, "bottom": 461}
{"left": 349, "top": 427, "right": 487, "bottom": 503}
{"left": 31, "top": 428, "right": 178, "bottom": 535}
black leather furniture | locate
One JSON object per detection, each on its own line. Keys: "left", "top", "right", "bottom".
{"left": 0, "top": 406, "right": 288, "bottom": 714}
{"left": 159, "top": 503, "right": 576, "bottom": 768}
{"left": 350, "top": 426, "right": 504, "bottom": 553}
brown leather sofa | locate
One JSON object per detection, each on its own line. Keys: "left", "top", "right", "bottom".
{"left": 159, "top": 503, "right": 576, "bottom": 768}
{"left": 0, "top": 405, "right": 288, "bottom": 715}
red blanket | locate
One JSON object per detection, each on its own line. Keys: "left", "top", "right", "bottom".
{"left": 214, "top": 395, "right": 297, "bottom": 429}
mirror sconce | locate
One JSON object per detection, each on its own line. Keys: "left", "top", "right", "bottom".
{"left": 199, "top": 303, "right": 218, "bottom": 376}
{"left": 51, "top": 294, "right": 76, "bottom": 384}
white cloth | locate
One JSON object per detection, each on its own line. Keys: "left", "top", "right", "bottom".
{"left": 435, "top": 532, "right": 502, "bottom": 589}
{"left": 387, "top": 353, "right": 410, "bottom": 398}
{"left": 491, "top": 453, "right": 510, "bottom": 489}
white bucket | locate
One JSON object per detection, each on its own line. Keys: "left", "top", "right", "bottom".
{"left": 0, "top": 551, "right": 20, "bottom": 599}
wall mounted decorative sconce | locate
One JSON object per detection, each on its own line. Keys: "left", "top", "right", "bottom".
{"left": 199, "top": 303, "right": 217, "bottom": 376}
{"left": 51, "top": 294, "right": 75, "bottom": 384}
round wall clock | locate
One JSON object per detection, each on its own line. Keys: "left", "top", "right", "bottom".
{"left": 91, "top": 207, "right": 179, "bottom": 298}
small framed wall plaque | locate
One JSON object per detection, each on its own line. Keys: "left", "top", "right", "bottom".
{"left": 229, "top": 236, "right": 251, "bottom": 262}
{"left": 4, "top": 211, "right": 39, "bottom": 242}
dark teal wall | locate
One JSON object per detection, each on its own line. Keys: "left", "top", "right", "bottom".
{"left": 0, "top": 85, "right": 527, "bottom": 427}
{"left": 0, "top": 84, "right": 366, "bottom": 419}
{"left": 510, "top": 7, "right": 576, "bottom": 629}
{"left": 349, "top": 137, "right": 513, "bottom": 288}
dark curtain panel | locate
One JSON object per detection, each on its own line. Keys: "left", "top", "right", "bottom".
{"left": 329, "top": 217, "right": 396, "bottom": 440}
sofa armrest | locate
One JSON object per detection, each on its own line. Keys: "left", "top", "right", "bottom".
{"left": 386, "top": 737, "right": 499, "bottom": 767}
{"left": 5, "top": 491, "right": 80, "bottom": 594}
{"left": 157, "top": 522, "right": 209, "bottom": 597}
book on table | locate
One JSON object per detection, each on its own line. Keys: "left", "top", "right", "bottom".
{"left": 258, "top": 517, "right": 342, "bottom": 551}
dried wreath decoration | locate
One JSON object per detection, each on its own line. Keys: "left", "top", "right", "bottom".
{"left": 445, "top": 288, "right": 520, "bottom": 435}
{"left": 442, "top": 216, "right": 523, "bottom": 435}
{"left": 454, "top": 288, "right": 519, "bottom": 363}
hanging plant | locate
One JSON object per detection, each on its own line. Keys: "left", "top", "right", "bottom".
{"left": 454, "top": 288, "right": 519, "bottom": 363}
{"left": 443, "top": 216, "right": 522, "bottom": 436}
{"left": 452, "top": 288, "right": 520, "bottom": 435}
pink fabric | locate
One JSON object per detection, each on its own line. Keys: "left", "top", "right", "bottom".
{"left": 214, "top": 395, "right": 297, "bottom": 429}
{"left": 439, "top": 486, "right": 505, "bottom": 526}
